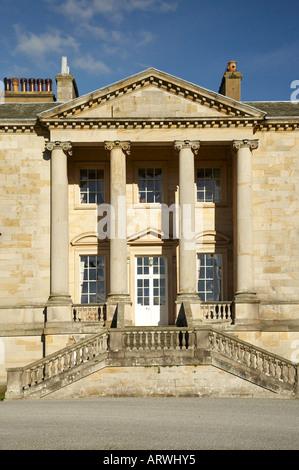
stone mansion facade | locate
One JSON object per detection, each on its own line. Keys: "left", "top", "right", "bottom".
{"left": 1, "top": 59, "right": 299, "bottom": 397}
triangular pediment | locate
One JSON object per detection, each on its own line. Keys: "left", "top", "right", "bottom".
{"left": 127, "top": 227, "right": 173, "bottom": 244}
{"left": 38, "top": 68, "right": 265, "bottom": 123}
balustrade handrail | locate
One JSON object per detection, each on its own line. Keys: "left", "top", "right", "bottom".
{"left": 208, "top": 327, "right": 297, "bottom": 366}
{"left": 208, "top": 327, "right": 298, "bottom": 390}
{"left": 10, "top": 330, "right": 109, "bottom": 375}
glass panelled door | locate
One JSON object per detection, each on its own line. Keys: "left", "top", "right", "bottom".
{"left": 135, "top": 256, "right": 168, "bottom": 326}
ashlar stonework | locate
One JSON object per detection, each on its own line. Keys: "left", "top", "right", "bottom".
{"left": 1, "top": 59, "right": 299, "bottom": 398}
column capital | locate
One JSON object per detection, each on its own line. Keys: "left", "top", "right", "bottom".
{"left": 232, "top": 139, "right": 259, "bottom": 152}
{"left": 174, "top": 140, "right": 200, "bottom": 154}
{"left": 104, "top": 140, "right": 131, "bottom": 155}
{"left": 46, "top": 140, "right": 72, "bottom": 155}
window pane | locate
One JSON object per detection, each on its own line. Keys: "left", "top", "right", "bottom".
{"left": 197, "top": 253, "right": 222, "bottom": 301}
{"left": 90, "top": 282, "right": 96, "bottom": 293}
{"left": 97, "top": 268, "right": 104, "bottom": 280}
{"left": 89, "top": 193, "right": 96, "bottom": 204}
{"left": 139, "top": 192, "right": 146, "bottom": 203}
{"left": 138, "top": 168, "right": 162, "bottom": 203}
{"left": 89, "top": 269, "right": 96, "bottom": 280}
{"left": 80, "top": 255, "right": 105, "bottom": 304}
{"left": 147, "top": 192, "right": 154, "bottom": 203}
{"left": 80, "top": 169, "right": 104, "bottom": 205}
{"left": 196, "top": 168, "right": 221, "bottom": 203}
{"left": 82, "top": 282, "right": 88, "bottom": 293}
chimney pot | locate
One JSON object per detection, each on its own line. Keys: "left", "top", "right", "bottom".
{"left": 12, "top": 77, "right": 19, "bottom": 92}
{"left": 227, "top": 61, "right": 237, "bottom": 73}
{"left": 29, "top": 78, "right": 36, "bottom": 92}
{"left": 20, "top": 78, "right": 28, "bottom": 92}
{"left": 37, "top": 78, "right": 44, "bottom": 92}
{"left": 45, "top": 78, "right": 52, "bottom": 92}
{"left": 4, "top": 78, "right": 11, "bottom": 91}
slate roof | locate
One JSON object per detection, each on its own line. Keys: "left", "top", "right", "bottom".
{"left": 243, "top": 101, "right": 299, "bottom": 118}
{"left": 0, "top": 102, "right": 62, "bottom": 120}
{"left": 0, "top": 101, "right": 298, "bottom": 120}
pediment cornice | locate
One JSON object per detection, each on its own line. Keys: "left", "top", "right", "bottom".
{"left": 37, "top": 68, "right": 266, "bottom": 127}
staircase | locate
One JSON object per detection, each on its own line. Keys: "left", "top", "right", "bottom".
{"left": 5, "top": 327, "right": 299, "bottom": 400}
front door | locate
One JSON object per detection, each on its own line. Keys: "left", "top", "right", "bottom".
{"left": 135, "top": 256, "right": 168, "bottom": 326}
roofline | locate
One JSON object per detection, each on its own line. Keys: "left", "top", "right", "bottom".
{"left": 37, "top": 67, "right": 266, "bottom": 120}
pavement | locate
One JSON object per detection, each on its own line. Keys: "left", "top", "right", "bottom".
{"left": 0, "top": 397, "right": 299, "bottom": 452}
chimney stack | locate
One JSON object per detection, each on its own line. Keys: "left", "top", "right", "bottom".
{"left": 55, "top": 56, "right": 79, "bottom": 102}
{"left": 218, "top": 61, "right": 243, "bottom": 101}
{"left": 3, "top": 76, "right": 55, "bottom": 102}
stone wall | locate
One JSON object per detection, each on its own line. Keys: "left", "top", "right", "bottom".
{"left": 252, "top": 131, "right": 299, "bottom": 308}
{"left": 0, "top": 133, "right": 50, "bottom": 307}
{"left": 46, "top": 365, "right": 275, "bottom": 399}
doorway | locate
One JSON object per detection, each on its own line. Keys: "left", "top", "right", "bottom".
{"left": 135, "top": 256, "right": 168, "bottom": 326}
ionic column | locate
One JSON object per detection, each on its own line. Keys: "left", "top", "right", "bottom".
{"left": 46, "top": 141, "right": 72, "bottom": 313}
{"left": 232, "top": 139, "right": 259, "bottom": 302}
{"left": 174, "top": 140, "right": 200, "bottom": 302}
{"left": 105, "top": 141, "right": 130, "bottom": 308}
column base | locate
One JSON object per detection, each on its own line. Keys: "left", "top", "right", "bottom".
{"left": 176, "top": 292, "right": 201, "bottom": 303}
{"left": 46, "top": 294, "right": 73, "bottom": 322}
{"left": 176, "top": 292, "right": 201, "bottom": 327}
{"left": 234, "top": 290, "right": 258, "bottom": 302}
{"left": 106, "top": 294, "right": 132, "bottom": 328}
{"left": 234, "top": 291, "right": 260, "bottom": 327}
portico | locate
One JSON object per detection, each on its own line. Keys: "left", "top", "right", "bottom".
{"left": 37, "top": 67, "right": 266, "bottom": 327}
{"left": 44, "top": 140, "right": 259, "bottom": 327}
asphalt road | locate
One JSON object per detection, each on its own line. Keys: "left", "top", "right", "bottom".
{"left": 0, "top": 397, "right": 299, "bottom": 451}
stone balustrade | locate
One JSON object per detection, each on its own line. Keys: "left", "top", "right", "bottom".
{"left": 73, "top": 304, "right": 106, "bottom": 324}
{"left": 201, "top": 302, "right": 234, "bottom": 323}
{"left": 123, "top": 327, "right": 194, "bottom": 351}
{"left": 209, "top": 329, "right": 298, "bottom": 391}
{"left": 6, "top": 331, "right": 109, "bottom": 399}
{"left": 5, "top": 327, "right": 298, "bottom": 400}
{"left": 72, "top": 302, "right": 234, "bottom": 325}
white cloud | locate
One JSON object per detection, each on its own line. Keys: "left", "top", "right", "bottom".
{"left": 82, "top": 23, "right": 155, "bottom": 48}
{"left": 73, "top": 55, "right": 111, "bottom": 74}
{"left": 13, "top": 24, "right": 79, "bottom": 63}
{"left": 48, "top": 0, "right": 178, "bottom": 22}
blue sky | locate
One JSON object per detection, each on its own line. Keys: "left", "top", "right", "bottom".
{"left": 1, "top": 0, "right": 298, "bottom": 102}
